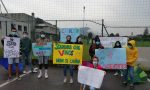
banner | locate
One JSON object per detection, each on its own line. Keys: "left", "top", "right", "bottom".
{"left": 95, "top": 48, "right": 127, "bottom": 69}
{"left": 53, "top": 43, "right": 83, "bottom": 65}
{"left": 60, "top": 28, "right": 80, "bottom": 42}
{"left": 32, "top": 42, "right": 52, "bottom": 56}
{"left": 4, "top": 37, "right": 20, "bottom": 58}
{"left": 99, "top": 37, "right": 128, "bottom": 48}
{"left": 78, "top": 66, "right": 105, "bottom": 88}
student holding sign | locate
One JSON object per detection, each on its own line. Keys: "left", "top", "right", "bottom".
{"left": 80, "top": 56, "right": 105, "bottom": 90}
{"left": 36, "top": 31, "right": 50, "bottom": 79}
{"left": 123, "top": 40, "right": 138, "bottom": 88}
{"left": 63, "top": 35, "right": 74, "bottom": 83}
{"left": 2, "top": 27, "right": 21, "bottom": 81}
{"left": 89, "top": 35, "right": 104, "bottom": 60}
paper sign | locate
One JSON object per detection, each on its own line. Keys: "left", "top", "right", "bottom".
{"left": 32, "top": 42, "right": 52, "bottom": 56}
{"left": 53, "top": 43, "right": 83, "bottom": 65}
{"left": 60, "top": 28, "right": 80, "bottom": 42}
{"left": 95, "top": 48, "right": 127, "bottom": 69}
{"left": 4, "top": 37, "right": 20, "bottom": 58}
{"left": 99, "top": 37, "right": 127, "bottom": 48}
{"left": 78, "top": 66, "right": 105, "bottom": 88}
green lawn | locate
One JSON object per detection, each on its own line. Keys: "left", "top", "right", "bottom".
{"left": 136, "top": 41, "right": 150, "bottom": 47}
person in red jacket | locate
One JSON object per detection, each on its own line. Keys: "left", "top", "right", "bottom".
{"left": 80, "top": 56, "right": 105, "bottom": 90}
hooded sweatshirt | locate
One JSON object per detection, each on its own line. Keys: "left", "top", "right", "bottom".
{"left": 126, "top": 40, "right": 138, "bottom": 66}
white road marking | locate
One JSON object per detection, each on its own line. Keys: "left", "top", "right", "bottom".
{"left": 0, "top": 71, "right": 31, "bottom": 88}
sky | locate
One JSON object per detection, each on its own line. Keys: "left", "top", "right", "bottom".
{"left": 1, "top": 0, "right": 150, "bottom": 36}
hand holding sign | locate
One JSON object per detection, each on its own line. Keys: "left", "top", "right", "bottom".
{"left": 4, "top": 37, "right": 20, "bottom": 58}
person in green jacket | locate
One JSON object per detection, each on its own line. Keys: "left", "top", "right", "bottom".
{"left": 21, "top": 31, "right": 37, "bottom": 73}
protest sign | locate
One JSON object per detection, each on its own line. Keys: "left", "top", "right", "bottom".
{"left": 32, "top": 42, "right": 52, "bottom": 56}
{"left": 60, "top": 28, "right": 80, "bottom": 42}
{"left": 53, "top": 43, "right": 83, "bottom": 65}
{"left": 78, "top": 66, "right": 105, "bottom": 88}
{"left": 95, "top": 48, "right": 127, "bottom": 69}
{"left": 99, "top": 37, "right": 127, "bottom": 48}
{"left": 4, "top": 37, "right": 20, "bottom": 58}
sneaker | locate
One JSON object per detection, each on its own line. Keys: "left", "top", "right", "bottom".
{"left": 33, "top": 68, "right": 38, "bottom": 73}
{"left": 23, "top": 71, "right": 27, "bottom": 74}
{"left": 69, "top": 78, "right": 73, "bottom": 84}
{"left": 63, "top": 77, "right": 67, "bottom": 83}
{"left": 129, "top": 84, "right": 134, "bottom": 88}
{"left": 7, "top": 77, "right": 12, "bottom": 82}
{"left": 121, "top": 73, "right": 124, "bottom": 77}
{"left": 147, "top": 78, "right": 150, "bottom": 82}
{"left": 122, "top": 81, "right": 127, "bottom": 86}
{"left": 114, "top": 72, "right": 119, "bottom": 76}
{"left": 17, "top": 76, "right": 22, "bottom": 80}
{"left": 45, "top": 73, "right": 48, "bottom": 79}
{"left": 37, "top": 71, "right": 42, "bottom": 79}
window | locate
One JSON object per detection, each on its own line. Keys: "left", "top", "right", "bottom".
{"left": 11, "top": 24, "right": 16, "bottom": 29}
{"left": 18, "top": 25, "right": 22, "bottom": 31}
{"left": 24, "top": 26, "right": 27, "bottom": 32}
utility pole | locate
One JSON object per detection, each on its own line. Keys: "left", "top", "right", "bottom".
{"left": 56, "top": 20, "right": 57, "bottom": 35}
{"left": 102, "top": 19, "right": 104, "bottom": 37}
{"left": 5, "top": 21, "right": 7, "bottom": 35}
{"left": 83, "top": 6, "right": 85, "bottom": 36}
{"left": 0, "top": 0, "right": 8, "bottom": 13}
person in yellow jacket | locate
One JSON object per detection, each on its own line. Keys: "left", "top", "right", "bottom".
{"left": 123, "top": 40, "right": 138, "bottom": 88}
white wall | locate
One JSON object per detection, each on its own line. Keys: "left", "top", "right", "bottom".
{"left": 0, "top": 16, "right": 31, "bottom": 47}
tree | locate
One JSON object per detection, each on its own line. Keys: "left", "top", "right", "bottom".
{"left": 88, "top": 32, "right": 93, "bottom": 39}
{"left": 143, "top": 27, "right": 149, "bottom": 36}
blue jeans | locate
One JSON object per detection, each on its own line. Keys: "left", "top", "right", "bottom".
{"left": 124, "top": 65, "right": 134, "bottom": 84}
{"left": 21, "top": 52, "right": 33, "bottom": 71}
{"left": 63, "top": 65, "right": 73, "bottom": 77}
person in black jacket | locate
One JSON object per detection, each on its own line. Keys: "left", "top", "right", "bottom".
{"left": 63, "top": 35, "right": 74, "bottom": 84}
{"left": 75, "top": 36, "right": 83, "bottom": 44}
{"left": 89, "top": 35, "right": 104, "bottom": 59}
{"left": 2, "top": 27, "right": 21, "bottom": 81}
{"left": 113, "top": 41, "right": 124, "bottom": 77}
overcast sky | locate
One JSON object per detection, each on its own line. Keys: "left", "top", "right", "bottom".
{"left": 1, "top": 0, "right": 150, "bottom": 36}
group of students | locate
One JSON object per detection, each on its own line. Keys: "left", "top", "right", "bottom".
{"left": 1, "top": 27, "right": 138, "bottom": 89}
{"left": 88, "top": 35, "right": 138, "bottom": 89}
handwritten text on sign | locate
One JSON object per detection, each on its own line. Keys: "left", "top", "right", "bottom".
{"left": 53, "top": 43, "right": 83, "bottom": 65}
{"left": 60, "top": 28, "right": 80, "bottom": 42}
{"left": 99, "top": 37, "right": 128, "bottom": 48}
{"left": 4, "top": 37, "right": 20, "bottom": 58}
{"left": 32, "top": 42, "right": 52, "bottom": 56}
{"left": 78, "top": 66, "right": 105, "bottom": 89}
{"left": 95, "top": 48, "right": 127, "bottom": 69}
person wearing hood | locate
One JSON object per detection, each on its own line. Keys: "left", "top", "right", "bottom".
{"left": 123, "top": 40, "right": 138, "bottom": 88}
{"left": 89, "top": 35, "right": 104, "bottom": 59}
{"left": 36, "top": 31, "right": 50, "bottom": 79}
{"left": 113, "top": 41, "right": 124, "bottom": 77}
{"left": 63, "top": 35, "right": 74, "bottom": 84}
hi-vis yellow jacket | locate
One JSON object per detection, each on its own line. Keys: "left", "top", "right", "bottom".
{"left": 126, "top": 40, "right": 138, "bottom": 66}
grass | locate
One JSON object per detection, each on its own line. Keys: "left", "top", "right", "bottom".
{"left": 136, "top": 41, "right": 150, "bottom": 47}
